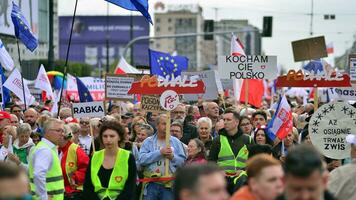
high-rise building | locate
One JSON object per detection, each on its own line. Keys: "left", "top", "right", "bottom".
{"left": 0, "top": 0, "right": 59, "bottom": 79}
{"left": 153, "top": 3, "right": 204, "bottom": 71}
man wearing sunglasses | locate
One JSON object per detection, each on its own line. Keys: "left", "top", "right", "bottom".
{"left": 78, "top": 117, "right": 92, "bottom": 156}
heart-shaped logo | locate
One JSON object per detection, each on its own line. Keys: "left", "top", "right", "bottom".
{"left": 68, "top": 162, "right": 75, "bottom": 168}
{"left": 115, "top": 176, "right": 123, "bottom": 183}
{"left": 261, "top": 65, "right": 266, "bottom": 69}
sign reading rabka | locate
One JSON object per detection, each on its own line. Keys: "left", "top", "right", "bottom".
{"left": 276, "top": 69, "right": 351, "bottom": 87}
{"left": 141, "top": 95, "right": 166, "bottom": 113}
{"left": 72, "top": 101, "right": 106, "bottom": 119}
{"left": 128, "top": 75, "right": 205, "bottom": 95}
{"left": 309, "top": 102, "right": 356, "bottom": 159}
{"left": 218, "top": 55, "right": 278, "bottom": 80}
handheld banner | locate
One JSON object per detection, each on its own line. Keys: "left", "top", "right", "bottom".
{"left": 276, "top": 70, "right": 351, "bottom": 87}
{"left": 141, "top": 95, "right": 166, "bottom": 113}
{"left": 128, "top": 75, "right": 205, "bottom": 95}
{"left": 218, "top": 55, "right": 278, "bottom": 80}
{"left": 72, "top": 101, "right": 105, "bottom": 118}
{"left": 308, "top": 102, "right": 356, "bottom": 159}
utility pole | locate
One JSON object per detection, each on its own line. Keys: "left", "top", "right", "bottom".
{"left": 106, "top": 2, "right": 109, "bottom": 73}
{"left": 48, "top": 0, "right": 54, "bottom": 70}
{"left": 310, "top": 0, "right": 314, "bottom": 36}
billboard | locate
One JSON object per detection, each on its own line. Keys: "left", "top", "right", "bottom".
{"left": 0, "top": 0, "right": 39, "bottom": 36}
{"left": 59, "top": 16, "right": 150, "bottom": 67}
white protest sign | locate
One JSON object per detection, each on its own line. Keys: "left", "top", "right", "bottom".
{"left": 141, "top": 95, "right": 166, "bottom": 113}
{"left": 105, "top": 75, "right": 137, "bottom": 100}
{"left": 221, "top": 79, "right": 234, "bottom": 90}
{"left": 218, "top": 55, "right": 278, "bottom": 80}
{"left": 329, "top": 84, "right": 356, "bottom": 101}
{"left": 349, "top": 55, "right": 356, "bottom": 82}
{"left": 72, "top": 101, "right": 105, "bottom": 118}
{"left": 182, "top": 70, "right": 223, "bottom": 101}
{"left": 309, "top": 102, "right": 356, "bottom": 159}
{"left": 160, "top": 90, "right": 179, "bottom": 111}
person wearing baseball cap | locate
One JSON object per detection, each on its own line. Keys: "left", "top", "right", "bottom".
{"left": 0, "top": 111, "right": 11, "bottom": 144}
{"left": 328, "top": 134, "right": 356, "bottom": 200}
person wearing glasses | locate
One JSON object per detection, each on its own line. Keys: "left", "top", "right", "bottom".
{"left": 10, "top": 104, "right": 23, "bottom": 123}
{"left": 78, "top": 117, "right": 92, "bottom": 156}
{"left": 28, "top": 118, "right": 65, "bottom": 200}
{"left": 239, "top": 116, "right": 253, "bottom": 136}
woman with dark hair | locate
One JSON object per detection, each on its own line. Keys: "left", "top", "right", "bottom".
{"left": 239, "top": 116, "right": 253, "bottom": 136}
{"left": 83, "top": 121, "right": 137, "bottom": 200}
{"left": 185, "top": 138, "right": 207, "bottom": 165}
{"left": 253, "top": 126, "right": 274, "bottom": 146}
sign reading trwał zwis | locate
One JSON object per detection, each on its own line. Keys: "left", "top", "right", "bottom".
{"left": 72, "top": 101, "right": 105, "bottom": 118}
{"left": 218, "top": 55, "right": 278, "bottom": 80}
{"left": 308, "top": 102, "right": 356, "bottom": 159}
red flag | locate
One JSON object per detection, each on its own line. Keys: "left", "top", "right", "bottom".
{"left": 239, "top": 79, "right": 264, "bottom": 108}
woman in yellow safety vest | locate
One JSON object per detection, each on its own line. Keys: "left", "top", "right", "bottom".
{"left": 83, "top": 120, "right": 137, "bottom": 200}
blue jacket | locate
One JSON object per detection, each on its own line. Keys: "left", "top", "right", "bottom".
{"left": 138, "top": 133, "right": 186, "bottom": 175}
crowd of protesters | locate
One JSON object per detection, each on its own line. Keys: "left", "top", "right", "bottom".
{"left": 0, "top": 96, "right": 355, "bottom": 200}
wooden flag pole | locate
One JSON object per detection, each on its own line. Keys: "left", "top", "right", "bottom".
{"left": 15, "top": 39, "right": 27, "bottom": 110}
{"left": 89, "top": 121, "right": 96, "bottom": 153}
{"left": 165, "top": 111, "right": 171, "bottom": 177}
{"left": 314, "top": 85, "right": 318, "bottom": 110}
{"left": 245, "top": 79, "right": 249, "bottom": 115}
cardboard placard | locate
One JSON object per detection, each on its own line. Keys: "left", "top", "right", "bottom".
{"left": 349, "top": 54, "right": 356, "bottom": 83}
{"left": 292, "top": 36, "right": 327, "bottom": 62}
{"left": 309, "top": 102, "right": 356, "bottom": 159}
{"left": 182, "top": 70, "right": 222, "bottom": 101}
{"left": 218, "top": 55, "right": 278, "bottom": 80}
{"left": 140, "top": 95, "right": 166, "bottom": 113}
{"left": 105, "top": 74, "right": 139, "bottom": 100}
{"left": 72, "top": 101, "right": 106, "bottom": 119}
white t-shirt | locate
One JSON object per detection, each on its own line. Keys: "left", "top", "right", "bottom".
{"left": 78, "top": 134, "right": 92, "bottom": 156}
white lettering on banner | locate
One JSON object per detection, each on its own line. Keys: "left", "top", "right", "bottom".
{"left": 72, "top": 102, "right": 105, "bottom": 118}
{"left": 218, "top": 55, "right": 278, "bottom": 80}
{"left": 304, "top": 71, "right": 344, "bottom": 81}
{"left": 309, "top": 102, "right": 356, "bottom": 159}
{"left": 157, "top": 75, "right": 199, "bottom": 88}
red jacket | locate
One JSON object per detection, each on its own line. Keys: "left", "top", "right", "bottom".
{"left": 59, "top": 141, "right": 89, "bottom": 194}
{"left": 185, "top": 153, "right": 207, "bottom": 165}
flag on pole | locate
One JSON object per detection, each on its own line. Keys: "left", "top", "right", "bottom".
{"left": 34, "top": 65, "right": 54, "bottom": 100}
{"left": 3, "top": 68, "right": 35, "bottom": 106}
{"left": 0, "top": 39, "right": 14, "bottom": 71}
{"left": 238, "top": 79, "right": 265, "bottom": 108}
{"left": 114, "top": 57, "right": 141, "bottom": 74}
{"left": 149, "top": 49, "right": 188, "bottom": 79}
{"left": 231, "top": 33, "right": 246, "bottom": 56}
{"left": 267, "top": 95, "right": 293, "bottom": 141}
{"left": 11, "top": 2, "right": 38, "bottom": 52}
{"left": 76, "top": 77, "right": 93, "bottom": 102}
{"left": 0, "top": 65, "right": 10, "bottom": 108}
{"left": 303, "top": 59, "right": 324, "bottom": 74}
{"left": 105, "top": 0, "right": 153, "bottom": 24}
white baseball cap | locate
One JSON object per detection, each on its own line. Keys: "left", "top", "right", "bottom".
{"left": 346, "top": 135, "right": 356, "bottom": 145}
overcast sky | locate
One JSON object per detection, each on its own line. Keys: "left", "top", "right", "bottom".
{"left": 58, "top": 0, "right": 356, "bottom": 70}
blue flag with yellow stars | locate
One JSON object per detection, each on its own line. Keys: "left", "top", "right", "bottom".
{"left": 76, "top": 77, "right": 93, "bottom": 102}
{"left": 149, "top": 49, "right": 188, "bottom": 79}
{"left": 11, "top": 2, "right": 38, "bottom": 52}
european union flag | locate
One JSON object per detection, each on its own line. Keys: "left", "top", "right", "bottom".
{"left": 11, "top": 2, "right": 38, "bottom": 52}
{"left": 105, "top": 0, "right": 153, "bottom": 24}
{"left": 76, "top": 77, "right": 93, "bottom": 102}
{"left": 0, "top": 64, "right": 10, "bottom": 108}
{"left": 303, "top": 59, "right": 324, "bottom": 74}
{"left": 149, "top": 49, "right": 189, "bottom": 79}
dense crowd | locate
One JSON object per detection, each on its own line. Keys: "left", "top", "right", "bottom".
{"left": 0, "top": 97, "right": 355, "bottom": 200}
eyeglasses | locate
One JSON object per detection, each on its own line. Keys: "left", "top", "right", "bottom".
{"left": 49, "top": 128, "right": 65, "bottom": 133}
{"left": 12, "top": 110, "right": 22, "bottom": 113}
{"left": 80, "top": 121, "right": 89, "bottom": 125}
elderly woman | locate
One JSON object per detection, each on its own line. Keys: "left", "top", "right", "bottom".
{"left": 0, "top": 125, "right": 17, "bottom": 162}
{"left": 185, "top": 138, "right": 207, "bottom": 165}
{"left": 129, "top": 116, "right": 147, "bottom": 142}
{"left": 11, "top": 123, "right": 34, "bottom": 166}
{"left": 197, "top": 117, "right": 213, "bottom": 157}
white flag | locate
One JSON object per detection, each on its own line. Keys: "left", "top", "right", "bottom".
{"left": 3, "top": 68, "right": 35, "bottom": 106}
{"left": 0, "top": 39, "right": 14, "bottom": 71}
{"left": 114, "top": 57, "right": 141, "bottom": 74}
{"left": 230, "top": 33, "right": 246, "bottom": 56}
{"left": 34, "top": 64, "right": 54, "bottom": 100}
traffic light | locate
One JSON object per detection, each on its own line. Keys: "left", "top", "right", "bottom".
{"left": 204, "top": 20, "right": 214, "bottom": 40}
{"left": 262, "top": 16, "right": 273, "bottom": 37}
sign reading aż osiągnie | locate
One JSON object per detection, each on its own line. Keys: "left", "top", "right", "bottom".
{"left": 218, "top": 55, "right": 278, "bottom": 80}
